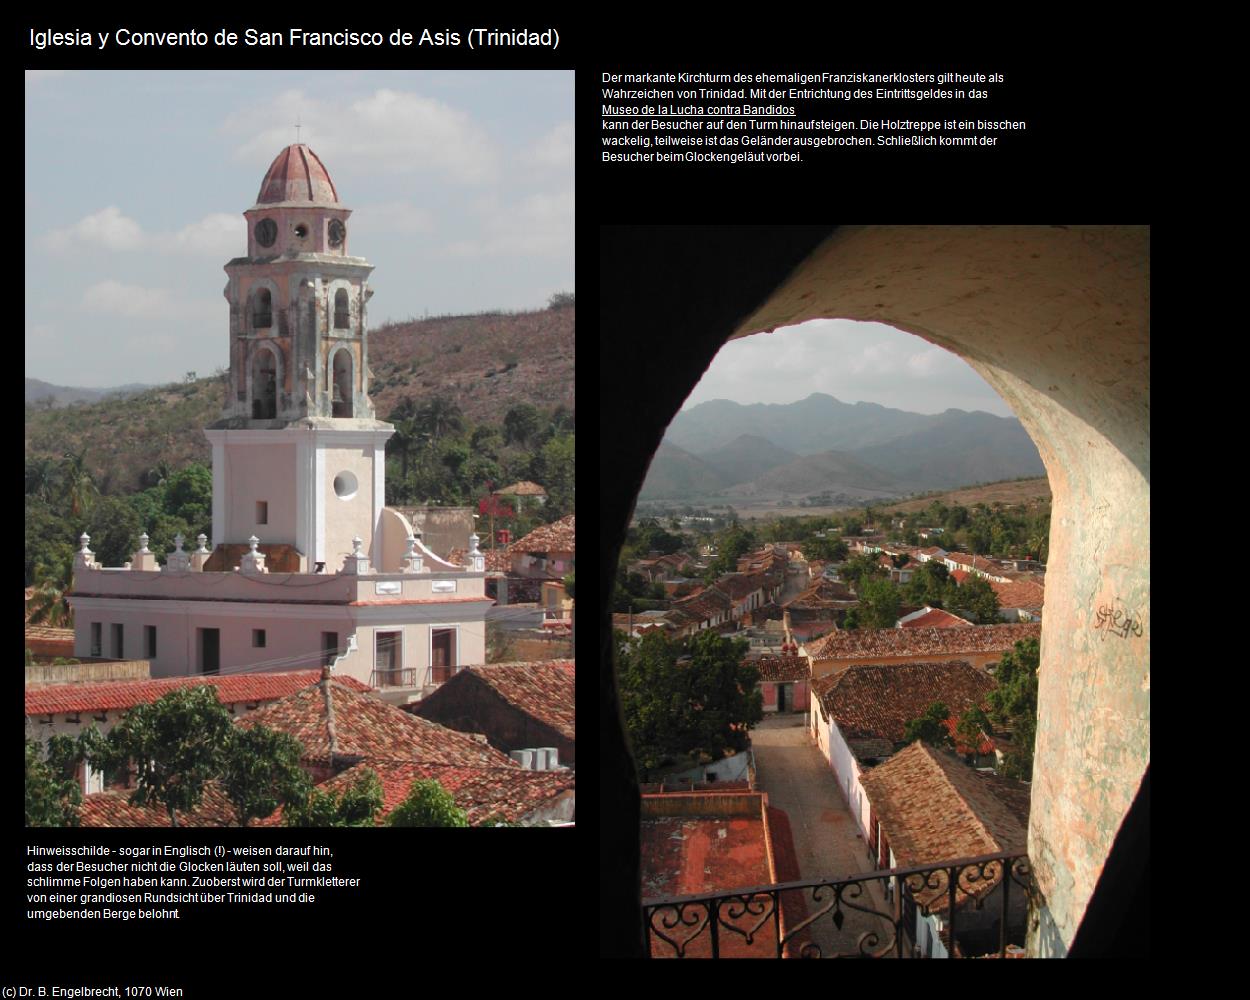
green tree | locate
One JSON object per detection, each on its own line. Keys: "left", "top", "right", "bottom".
{"left": 531, "top": 432, "right": 574, "bottom": 516}
{"left": 84, "top": 496, "right": 143, "bottom": 570}
{"left": 26, "top": 549, "right": 76, "bottom": 627}
{"left": 947, "top": 574, "right": 1001, "bottom": 624}
{"left": 856, "top": 575, "right": 902, "bottom": 629}
{"left": 97, "top": 686, "right": 235, "bottom": 828}
{"left": 902, "top": 560, "right": 950, "bottom": 607}
{"left": 840, "top": 552, "right": 885, "bottom": 592}
{"left": 386, "top": 398, "right": 424, "bottom": 479}
{"left": 547, "top": 291, "right": 575, "bottom": 309}
{"left": 285, "top": 769, "right": 384, "bottom": 827}
{"left": 220, "top": 725, "right": 311, "bottom": 827}
{"left": 617, "top": 630, "right": 762, "bottom": 779}
{"left": 386, "top": 779, "right": 469, "bottom": 827}
{"left": 902, "top": 701, "right": 956, "bottom": 750}
{"left": 503, "top": 403, "right": 542, "bottom": 447}
{"left": 25, "top": 733, "right": 95, "bottom": 827}
{"left": 985, "top": 638, "right": 1040, "bottom": 780}
{"left": 60, "top": 450, "right": 99, "bottom": 519}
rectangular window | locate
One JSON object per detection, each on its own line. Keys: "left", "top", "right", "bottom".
{"left": 256, "top": 501, "right": 268, "bottom": 525}
{"left": 252, "top": 629, "right": 266, "bottom": 648}
{"left": 111, "top": 623, "right": 124, "bottom": 659}
{"left": 321, "top": 632, "right": 338, "bottom": 667}
{"left": 144, "top": 625, "right": 157, "bottom": 659}
{"left": 375, "top": 631, "right": 402, "bottom": 686}
{"left": 90, "top": 623, "right": 102, "bottom": 658}
{"left": 430, "top": 628, "right": 457, "bottom": 683}
{"left": 198, "top": 628, "right": 220, "bottom": 674}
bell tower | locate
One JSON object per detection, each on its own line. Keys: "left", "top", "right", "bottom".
{"left": 205, "top": 144, "right": 393, "bottom": 571}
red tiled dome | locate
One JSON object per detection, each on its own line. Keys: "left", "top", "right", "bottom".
{"left": 256, "top": 144, "right": 339, "bottom": 205}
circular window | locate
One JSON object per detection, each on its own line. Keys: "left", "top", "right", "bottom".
{"left": 293, "top": 223, "right": 309, "bottom": 239}
{"left": 255, "top": 218, "right": 277, "bottom": 247}
{"left": 333, "top": 471, "right": 358, "bottom": 500}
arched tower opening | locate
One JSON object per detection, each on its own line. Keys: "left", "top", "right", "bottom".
{"left": 331, "top": 348, "right": 353, "bottom": 418}
{"left": 250, "top": 344, "right": 278, "bottom": 420}
{"left": 251, "top": 287, "right": 272, "bottom": 330}
{"left": 334, "top": 288, "right": 350, "bottom": 330}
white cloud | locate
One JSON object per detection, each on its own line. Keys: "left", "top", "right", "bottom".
{"left": 165, "top": 213, "right": 246, "bottom": 257}
{"left": 43, "top": 206, "right": 144, "bottom": 252}
{"left": 350, "top": 200, "right": 434, "bottom": 236}
{"left": 905, "top": 347, "right": 946, "bottom": 375}
{"left": 521, "top": 121, "right": 574, "bottom": 169}
{"left": 83, "top": 280, "right": 178, "bottom": 320}
{"left": 445, "top": 189, "right": 574, "bottom": 258}
{"left": 223, "top": 87, "right": 499, "bottom": 183}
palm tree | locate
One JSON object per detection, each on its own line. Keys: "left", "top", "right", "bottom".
{"left": 25, "top": 457, "right": 60, "bottom": 502}
{"left": 27, "top": 551, "right": 75, "bottom": 628}
{"left": 60, "top": 451, "right": 99, "bottom": 518}
{"left": 418, "top": 397, "right": 464, "bottom": 443}
{"left": 386, "top": 399, "right": 422, "bottom": 480}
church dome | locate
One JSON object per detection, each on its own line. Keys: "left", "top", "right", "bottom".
{"left": 255, "top": 144, "right": 339, "bottom": 205}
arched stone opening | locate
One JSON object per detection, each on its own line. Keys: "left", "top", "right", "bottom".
{"left": 599, "top": 226, "right": 1149, "bottom": 958}
{"left": 330, "top": 346, "right": 353, "bottom": 418}
{"left": 334, "top": 288, "right": 350, "bottom": 329}
{"left": 251, "top": 287, "right": 272, "bottom": 330}
{"left": 249, "top": 343, "right": 280, "bottom": 420}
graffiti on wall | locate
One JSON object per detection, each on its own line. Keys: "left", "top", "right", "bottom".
{"left": 1093, "top": 603, "right": 1143, "bottom": 641}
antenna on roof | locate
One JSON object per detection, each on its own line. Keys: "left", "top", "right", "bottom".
{"left": 294, "top": 114, "right": 302, "bottom": 144}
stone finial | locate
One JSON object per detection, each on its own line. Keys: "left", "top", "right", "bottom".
{"left": 138, "top": 532, "right": 150, "bottom": 553}
{"left": 189, "top": 534, "right": 212, "bottom": 572}
{"left": 340, "top": 536, "right": 372, "bottom": 575}
{"left": 400, "top": 534, "right": 424, "bottom": 574}
{"left": 467, "top": 532, "right": 485, "bottom": 573}
{"left": 196, "top": 534, "right": 210, "bottom": 554}
{"left": 131, "top": 531, "right": 159, "bottom": 571}
{"left": 74, "top": 533, "right": 97, "bottom": 572}
{"left": 240, "top": 536, "right": 268, "bottom": 575}
{"left": 164, "top": 532, "right": 191, "bottom": 573}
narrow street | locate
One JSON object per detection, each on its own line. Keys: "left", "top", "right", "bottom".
{"left": 751, "top": 713, "right": 898, "bottom": 957}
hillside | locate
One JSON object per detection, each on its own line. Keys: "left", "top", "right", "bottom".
{"left": 25, "top": 378, "right": 154, "bottom": 408}
{"left": 666, "top": 393, "right": 930, "bottom": 454}
{"left": 638, "top": 442, "right": 733, "bottom": 499}
{"left": 849, "top": 409, "right": 1046, "bottom": 489}
{"left": 732, "top": 448, "right": 902, "bottom": 498}
{"left": 879, "top": 478, "right": 1052, "bottom": 514}
{"left": 25, "top": 306, "right": 575, "bottom": 495}
{"left": 698, "top": 434, "right": 798, "bottom": 485}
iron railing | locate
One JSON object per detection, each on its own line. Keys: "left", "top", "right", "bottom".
{"left": 643, "top": 851, "right": 1033, "bottom": 959}
{"left": 370, "top": 667, "right": 417, "bottom": 688}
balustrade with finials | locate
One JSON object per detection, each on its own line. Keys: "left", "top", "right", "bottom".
{"left": 643, "top": 851, "right": 1034, "bottom": 958}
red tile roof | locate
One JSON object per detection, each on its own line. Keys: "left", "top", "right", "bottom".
{"left": 784, "top": 578, "right": 854, "bottom": 607}
{"left": 25, "top": 670, "right": 371, "bottom": 717}
{"left": 858, "top": 741, "right": 1030, "bottom": 911}
{"left": 753, "top": 656, "right": 809, "bottom": 682}
{"left": 899, "top": 608, "right": 973, "bottom": 629}
{"left": 237, "top": 677, "right": 517, "bottom": 768}
{"left": 950, "top": 569, "right": 971, "bottom": 584}
{"left": 496, "top": 480, "right": 547, "bottom": 497}
{"left": 716, "top": 572, "right": 769, "bottom": 601}
{"left": 509, "top": 514, "right": 575, "bottom": 555}
{"left": 317, "top": 758, "right": 573, "bottom": 825}
{"left": 484, "top": 548, "right": 512, "bottom": 573}
{"left": 810, "top": 661, "right": 996, "bottom": 743}
{"left": 672, "top": 588, "right": 732, "bottom": 622}
{"left": 412, "top": 660, "right": 574, "bottom": 740}
{"left": 989, "top": 578, "right": 1046, "bottom": 608}
{"left": 805, "top": 623, "right": 1039, "bottom": 662}
{"left": 79, "top": 784, "right": 241, "bottom": 828}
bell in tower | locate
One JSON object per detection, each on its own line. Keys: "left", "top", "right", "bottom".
{"left": 205, "top": 144, "right": 394, "bottom": 571}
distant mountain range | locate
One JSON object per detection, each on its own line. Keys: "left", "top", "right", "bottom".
{"left": 640, "top": 393, "right": 1045, "bottom": 500}
{"left": 26, "top": 378, "right": 154, "bottom": 408}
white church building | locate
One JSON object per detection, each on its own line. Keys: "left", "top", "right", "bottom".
{"left": 68, "top": 144, "right": 488, "bottom": 697}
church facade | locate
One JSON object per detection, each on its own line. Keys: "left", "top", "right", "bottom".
{"left": 68, "top": 145, "right": 488, "bottom": 696}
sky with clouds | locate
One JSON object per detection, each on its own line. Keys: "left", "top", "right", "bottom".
{"left": 681, "top": 319, "right": 1014, "bottom": 417}
{"left": 25, "top": 70, "right": 572, "bottom": 387}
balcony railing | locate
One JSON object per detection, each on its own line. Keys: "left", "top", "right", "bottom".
{"left": 643, "top": 851, "right": 1033, "bottom": 959}
{"left": 370, "top": 667, "right": 418, "bottom": 689}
